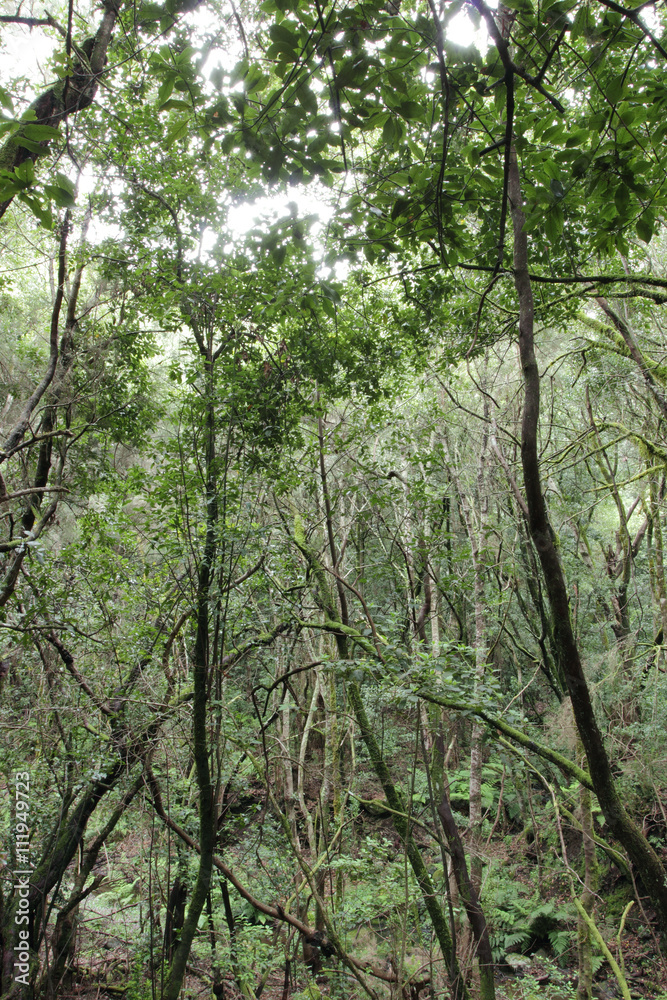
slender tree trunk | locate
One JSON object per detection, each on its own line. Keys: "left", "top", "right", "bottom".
{"left": 508, "top": 145, "right": 667, "bottom": 943}
{"left": 347, "top": 681, "right": 469, "bottom": 1000}
{"left": 40, "top": 774, "right": 143, "bottom": 998}
{"left": 648, "top": 473, "right": 667, "bottom": 659}
{"left": 431, "top": 733, "right": 496, "bottom": 1000}
{"left": 443, "top": 423, "right": 489, "bottom": 892}
{"left": 576, "top": 739, "right": 599, "bottom": 1000}
{"left": 162, "top": 361, "right": 218, "bottom": 1000}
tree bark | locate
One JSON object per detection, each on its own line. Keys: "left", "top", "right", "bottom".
{"left": 431, "top": 725, "right": 495, "bottom": 1000}
{"left": 162, "top": 357, "right": 218, "bottom": 1000}
{"left": 347, "top": 681, "right": 469, "bottom": 1000}
{"left": 0, "top": 1, "right": 120, "bottom": 220}
{"left": 508, "top": 145, "right": 667, "bottom": 944}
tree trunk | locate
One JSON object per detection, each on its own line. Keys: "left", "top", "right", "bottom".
{"left": 0, "top": 2, "right": 120, "bottom": 220}
{"left": 347, "top": 681, "right": 468, "bottom": 1000}
{"left": 162, "top": 360, "right": 218, "bottom": 1000}
{"left": 576, "top": 738, "right": 599, "bottom": 1000}
{"left": 508, "top": 145, "right": 667, "bottom": 944}
{"left": 431, "top": 726, "right": 495, "bottom": 1000}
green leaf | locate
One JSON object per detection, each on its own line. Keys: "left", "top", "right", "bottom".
{"left": 159, "top": 99, "right": 193, "bottom": 111}
{"left": 44, "top": 172, "right": 76, "bottom": 207}
{"left": 15, "top": 159, "right": 34, "bottom": 183}
{"left": 396, "top": 100, "right": 424, "bottom": 121}
{"left": 164, "top": 117, "right": 190, "bottom": 145}
{"left": 45, "top": 184, "right": 75, "bottom": 208}
{"left": 383, "top": 115, "right": 399, "bottom": 144}
{"left": 22, "top": 124, "right": 59, "bottom": 140}
{"left": 550, "top": 178, "right": 565, "bottom": 200}
{"left": 270, "top": 244, "right": 287, "bottom": 266}
{"left": 605, "top": 76, "right": 625, "bottom": 105}
{"left": 320, "top": 281, "right": 341, "bottom": 303}
{"left": 229, "top": 58, "right": 249, "bottom": 86}
{"left": 614, "top": 182, "right": 630, "bottom": 214}
{"left": 270, "top": 22, "right": 300, "bottom": 45}
{"left": 462, "top": 144, "right": 480, "bottom": 167}
{"left": 209, "top": 66, "right": 224, "bottom": 91}
{"left": 307, "top": 134, "right": 327, "bottom": 155}
{"left": 636, "top": 211, "right": 654, "bottom": 243}
{"left": 15, "top": 138, "right": 43, "bottom": 154}
{"left": 55, "top": 172, "right": 75, "bottom": 198}
{"left": 391, "top": 197, "right": 411, "bottom": 220}
{"left": 321, "top": 296, "right": 336, "bottom": 318}
{"left": 157, "top": 76, "right": 175, "bottom": 106}
{"left": 0, "top": 85, "right": 14, "bottom": 113}
{"left": 336, "top": 57, "right": 369, "bottom": 89}
{"left": 565, "top": 129, "right": 590, "bottom": 148}
{"left": 137, "top": 3, "right": 164, "bottom": 23}
{"left": 543, "top": 204, "right": 564, "bottom": 241}
{"left": 245, "top": 70, "right": 269, "bottom": 94}
{"left": 296, "top": 84, "right": 317, "bottom": 114}
{"left": 19, "top": 192, "right": 52, "bottom": 229}
{"left": 266, "top": 41, "right": 297, "bottom": 61}
{"left": 0, "top": 181, "right": 20, "bottom": 200}
{"left": 572, "top": 153, "right": 591, "bottom": 177}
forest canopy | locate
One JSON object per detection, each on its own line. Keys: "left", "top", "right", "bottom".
{"left": 1, "top": 1, "right": 667, "bottom": 999}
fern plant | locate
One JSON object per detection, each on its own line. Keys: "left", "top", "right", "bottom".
{"left": 485, "top": 868, "right": 572, "bottom": 963}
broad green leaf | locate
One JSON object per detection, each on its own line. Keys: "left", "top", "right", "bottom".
{"left": 605, "top": 76, "right": 624, "bottom": 105}
{"left": 543, "top": 204, "right": 564, "bottom": 241}
{"left": 296, "top": 84, "right": 317, "bottom": 114}
{"left": 383, "top": 115, "right": 399, "bottom": 144}
{"left": 550, "top": 178, "right": 565, "bottom": 200}
{"left": 269, "top": 22, "right": 300, "bottom": 46}
{"left": 15, "top": 159, "right": 34, "bottom": 183}
{"left": 157, "top": 76, "right": 175, "bottom": 106}
{"left": 614, "top": 182, "right": 630, "bottom": 214}
{"left": 0, "top": 181, "right": 20, "bottom": 200}
{"left": 321, "top": 296, "right": 336, "bottom": 318}
{"left": 137, "top": 3, "right": 164, "bottom": 23}
{"left": 266, "top": 42, "right": 297, "bottom": 61}
{"left": 270, "top": 244, "right": 287, "bottom": 266}
{"left": 22, "top": 124, "right": 59, "bottom": 140}
{"left": 0, "top": 84, "right": 13, "bottom": 113}
{"left": 165, "top": 117, "right": 190, "bottom": 145}
{"left": 308, "top": 134, "right": 327, "bottom": 155}
{"left": 397, "top": 101, "right": 424, "bottom": 121}
{"left": 15, "top": 138, "right": 43, "bottom": 154}
{"left": 636, "top": 210, "right": 654, "bottom": 243}
{"left": 159, "top": 99, "right": 192, "bottom": 111}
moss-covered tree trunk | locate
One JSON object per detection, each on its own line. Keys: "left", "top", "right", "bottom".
{"left": 508, "top": 145, "right": 667, "bottom": 945}
{"left": 576, "top": 739, "right": 599, "bottom": 1000}
{"left": 347, "top": 681, "right": 468, "bottom": 1000}
{"left": 161, "top": 354, "right": 218, "bottom": 1000}
{"left": 0, "top": 1, "right": 120, "bottom": 219}
{"left": 431, "top": 732, "right": 495, "bottom": 1000}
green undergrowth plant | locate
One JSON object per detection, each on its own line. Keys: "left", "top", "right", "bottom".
{"left": 497, "top": 959, "right": 577, "bottom": 999}
{"left": 126, "top": 953, "right": 154, "bottom": 1000}
{"left": 484, "top": 862, "right": 572, "bottom": 962}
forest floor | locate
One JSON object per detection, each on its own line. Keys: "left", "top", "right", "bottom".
{"left": 55, "top": 801, "right": 667, "bottom": 1000}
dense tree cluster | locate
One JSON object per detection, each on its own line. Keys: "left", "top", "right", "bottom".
{"left": 1, "top": 1, "right": 667, "bottom": 998}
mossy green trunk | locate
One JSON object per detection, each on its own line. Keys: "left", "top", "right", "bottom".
{"left": 509, "top": 147, "right": 667, "bottom": 945}
{"left": 347, "top": 681, "right": 468, "bottom": 1000}
{"left": 162, "top": 373, "right": 217, "bottom": 1000}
